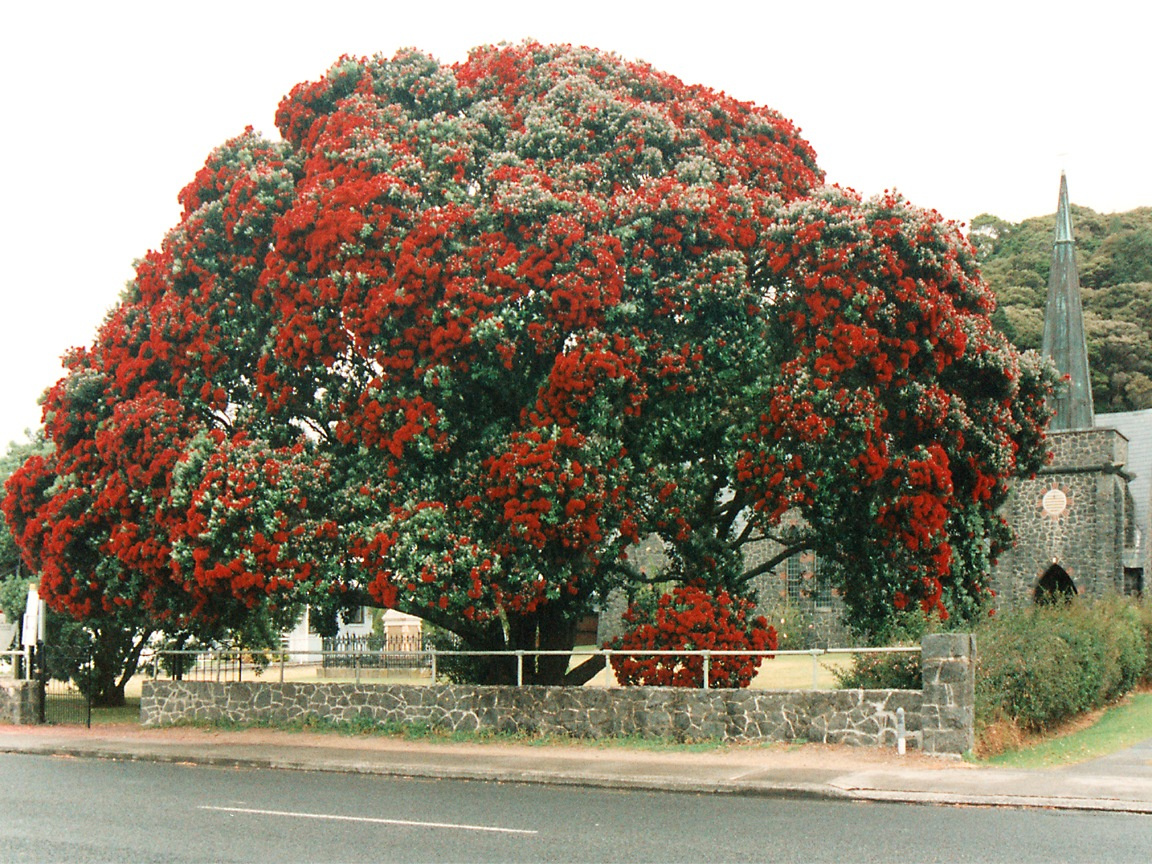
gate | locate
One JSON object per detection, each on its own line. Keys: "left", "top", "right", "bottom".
{"left": 37, "top": 645, "right": 92, "bottom": 727}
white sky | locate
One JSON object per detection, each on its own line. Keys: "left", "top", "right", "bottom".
{"left": 2, "top": 0, "right": 1150, "bottom": 448}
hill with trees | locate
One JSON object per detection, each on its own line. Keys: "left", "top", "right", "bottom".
{"left": 971, "top": 205, "right": 1152, "bottom": 412}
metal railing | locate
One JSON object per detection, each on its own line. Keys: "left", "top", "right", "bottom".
{"left": 147, "top": 645, "right": 920, "bottom": 690}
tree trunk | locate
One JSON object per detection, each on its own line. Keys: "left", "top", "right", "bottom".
{"left": 507, "top": 603, "right": 579, "bottom": 685}
{"left": 438, "top": 601, "right": 596, "bottom": 686}
{"left": 89, "top": 627, "right": 149, "bottom": 707}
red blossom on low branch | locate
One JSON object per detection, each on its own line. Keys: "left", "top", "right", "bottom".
{"left": 609, "top": 583, "right": 777, "bottom": 688}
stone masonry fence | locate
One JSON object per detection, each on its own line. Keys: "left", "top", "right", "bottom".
{"left": 140, "top": 634, "right": 976, "bottom": 754}
{"left": 0, "top": 679, "right": 42, "bottom": 725}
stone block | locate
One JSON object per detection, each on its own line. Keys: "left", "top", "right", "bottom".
{"left": 921, "top": 633, "right": 974, "bottom": 660}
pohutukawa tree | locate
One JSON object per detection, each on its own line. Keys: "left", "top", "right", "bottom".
{"left": 3, "top": 42, "right": 1050, "bottom": 686}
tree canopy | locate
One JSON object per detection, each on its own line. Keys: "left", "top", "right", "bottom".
{"left": 972, "top": 205, "right": 1152, "bottom": 412}
{"left": 3, "top": 43, "right": 1050, "bottom": 682}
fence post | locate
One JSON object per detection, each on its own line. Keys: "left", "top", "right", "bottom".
{"left": 515, "top": 651, "right": 524, "bottom": 687}
{"left": 36, "top": 646, "right": 46, "bottom": 723}
{"left": 602, "top": 649, "right": 611, "bottom": 688}
{"left": 702, "top": 651, "right": 711, "bottom": 690}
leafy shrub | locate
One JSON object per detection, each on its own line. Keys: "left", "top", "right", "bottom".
{"left": 421, "top": 626, "right": 504, "bottom": 685}
{"left": 975, "top": 596, "right": 1148, "bottom": 734}
{"left": 833, "top": 649, "right": 922, "bottom": 690}
{"left": 608, "top": 583, "right": 777, "bottom": 688}
{"left": 833, "top": 610, "right": 927, "bottom": 689}
{"left": 757, "top": 599, "right": 820, "bottom": 650}
{"left": 1138, "top": 598, "right": 1152, "bottom": 685}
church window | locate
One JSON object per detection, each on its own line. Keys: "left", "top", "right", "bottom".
{"left": 785, "top": 555, "right": 803, "bottom": 604}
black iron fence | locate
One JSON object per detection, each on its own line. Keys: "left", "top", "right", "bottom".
{"left": 38, "top": 645, "right": 92, "bottom": 727}
{"left": 321, "top": 633, "right": 430, "bottom": 671}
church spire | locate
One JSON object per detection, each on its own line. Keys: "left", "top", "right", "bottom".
{"left": 1041, "top": 173, "right": 1095, "bottom": 430}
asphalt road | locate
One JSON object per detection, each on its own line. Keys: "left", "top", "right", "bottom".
{"left": 1, "top": 753, "right": 1148, "bottom": 863}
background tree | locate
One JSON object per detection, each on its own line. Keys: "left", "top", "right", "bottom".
{"left": 0, "top": 438, "right": 48, "bottom": 624}
{"left": 5, "top": 43, "right": 1051, "bottom": 684}
{"left": 972, "top": 206, "right": 1152, "bottom": 411}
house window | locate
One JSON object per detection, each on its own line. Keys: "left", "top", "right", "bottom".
{"left": 346, "top": 606, "right": 366, "bottom": 626}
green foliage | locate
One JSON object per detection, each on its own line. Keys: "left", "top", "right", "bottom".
{"left": 0, "top": 571, "right": 30, "bottom": 626}
{"left": 422, "top": 624, "right": 508, "bottom": 685}
{"left": 757, "top": 599, "right": 819, "bottom": 650}
{"left": 975, "top": 596, "right": 1149, "bottom": 734}
{"left": 975, "top": 204, "right": 1152, "bottom": 410}
{"left": 832, "top": 650, "right": 921, "bottom": 690}
{"left": 832, "top": 611, "right": 928, "bottom": 689}
{"left": 1138, "top": 599, "right": 1152, "bottom": 685}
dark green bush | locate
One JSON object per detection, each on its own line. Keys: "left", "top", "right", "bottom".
{"left": 1138, "top": 598, "right": 1152, "bottom": 685}
{"left": 833, "top": 649, "right": 922, "bottom": 690}
{"left": 833, "top": 612, "right": 926, "bottom": 690}
{"left": 975, "top": 595, "right": 1148, "bottom": 734}
{"left": 757, "top": 600, "right": 819, "bottom": 651}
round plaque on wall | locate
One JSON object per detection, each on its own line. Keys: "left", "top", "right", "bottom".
{"left": 1041, "top": 488, "right": 1068, "bottom": 517}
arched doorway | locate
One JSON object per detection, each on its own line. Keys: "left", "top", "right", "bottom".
{"left": 1034, "top": 563, "right": 1076, "bottom": 604}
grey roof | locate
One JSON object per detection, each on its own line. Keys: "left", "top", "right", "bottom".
{"left": 1096, "top": 408, "right": 1152, "bottom": 566}
{"left": 1042, "top": 173, "right": 1095, "bottom": 430}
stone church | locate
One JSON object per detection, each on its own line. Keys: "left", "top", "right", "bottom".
{"left": 990, "top": 174, "right": 1150, "bottom": 606}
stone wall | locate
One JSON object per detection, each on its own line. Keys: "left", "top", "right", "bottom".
{"left": 142, "top": 680, "right": 922, "bottom": 748}
{"left": 0, "top": 679, "right": 42, "bottom": 725}
{"left": 140, "top": 635, "right": 978, "bottom": 753}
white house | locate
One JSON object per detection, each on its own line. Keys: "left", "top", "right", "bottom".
{"left": 282, "top": 606, "right": 424, "bottom": 658}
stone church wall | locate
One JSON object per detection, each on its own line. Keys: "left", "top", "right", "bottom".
{"left": 992, "top": 428, "right": 1131, "bottom": 606}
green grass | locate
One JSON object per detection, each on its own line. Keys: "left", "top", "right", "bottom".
{"left": 90, "top": 697, "right": 142, "bottom": 726}
{"left": 164, "top": 711, "right": 734, "bottom": 751}
{"left": 982, "top": 692, "right": 1152, "bottom": 769}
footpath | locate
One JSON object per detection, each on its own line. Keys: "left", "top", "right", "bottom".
{"left": 1, "top": 723, "right": 1150, "bottom": 814}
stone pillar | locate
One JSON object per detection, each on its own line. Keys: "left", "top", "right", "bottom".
{"left": 0, "top": 679, "right": 44, "bottom": 724}
{"left": 920, "top": 634, "right": 975, "bottom": 755}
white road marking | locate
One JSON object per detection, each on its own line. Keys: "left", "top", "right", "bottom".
{"left": 199, "top": 805, "right": 538, "bottom": 835}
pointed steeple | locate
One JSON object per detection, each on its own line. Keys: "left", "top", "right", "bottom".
{"left": 1041, "top": 173, "right": 1094, "bottom": 430}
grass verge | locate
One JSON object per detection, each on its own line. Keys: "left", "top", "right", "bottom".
{"left": 165, "top": 712, "right": 735, "bottom": 752}
{"left": 979, "top": 691, "right": 1152, "bottom": 769}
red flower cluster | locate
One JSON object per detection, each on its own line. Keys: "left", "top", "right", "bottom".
{"left": 609, "top": 584, "right": 777, "bottom": 688}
